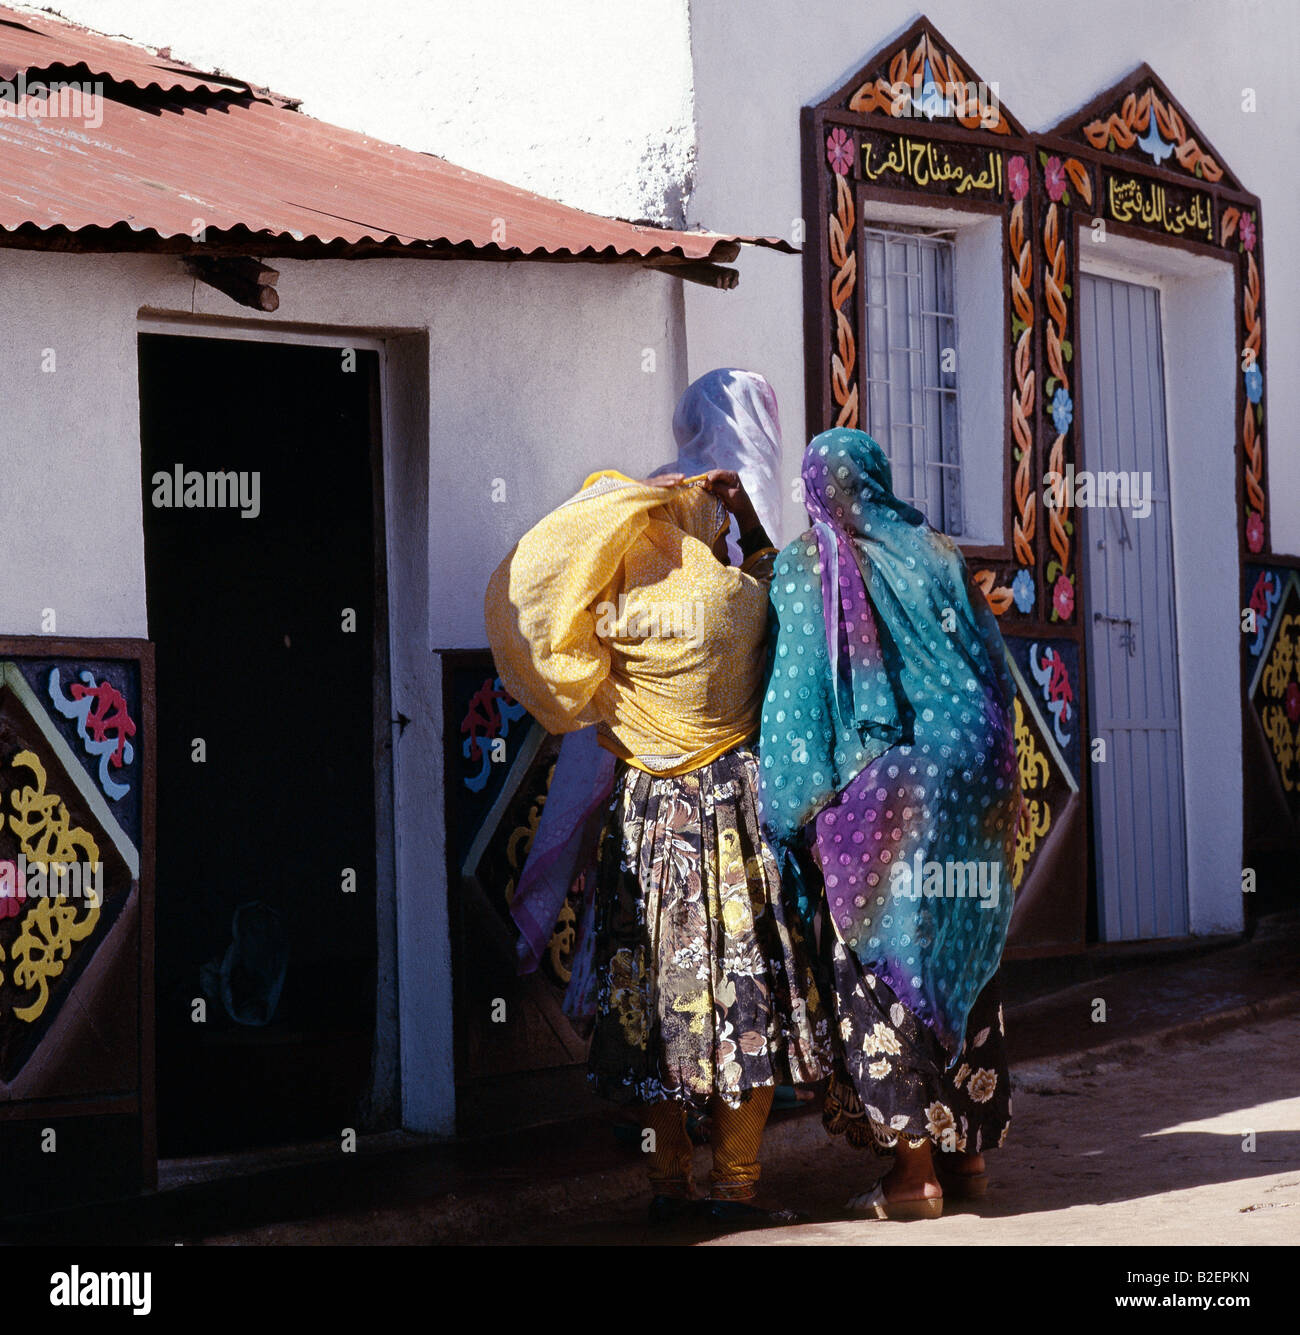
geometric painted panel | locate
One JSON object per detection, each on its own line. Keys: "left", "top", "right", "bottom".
{"left": 0, "top": 662, "right": 138, "bottom": 1085}
{"left": 1006, "top": 650, "right": 1079, "bottom": 892}
{"left": 1007, "top": 636, "right": 1082, "bottom": 780}
{"left": 1244, "top": 564, "right": 1287, "bottom": 661}
{"left": 1249, "top": 572, "right": 1300, "bottom": 818}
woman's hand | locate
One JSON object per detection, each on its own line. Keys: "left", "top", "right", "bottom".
{"left": 700, "top": 469, "right": 761, "bottom": 535}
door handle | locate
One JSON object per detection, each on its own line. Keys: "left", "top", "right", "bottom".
{"left": 1094, "top": 612, "right": 1138, "bottom": 657}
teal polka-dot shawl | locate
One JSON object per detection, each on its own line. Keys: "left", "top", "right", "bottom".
{"left": 759, "top": 428, "right": 1022, "bottom": 1057}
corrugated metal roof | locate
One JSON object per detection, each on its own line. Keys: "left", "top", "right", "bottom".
{"left": 0, "top": 6, "right": 288, "bottom": 100}
{"left": 0, "top": 6, "right": 791, "bottom": 268}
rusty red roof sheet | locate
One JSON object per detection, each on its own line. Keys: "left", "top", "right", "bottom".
{"left": 0, "top": 5, "right": 791, "bottom": 266}
{"left": 0, "top": 6, "right": 288, "bottom": 100}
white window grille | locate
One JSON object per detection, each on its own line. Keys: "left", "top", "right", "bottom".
{"left": 861, "top": 225, "right": 962, "bottom": 534}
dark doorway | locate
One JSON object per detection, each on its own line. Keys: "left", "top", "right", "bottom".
{"left": 139, "top": 333, "right": 385, "bottom": 1155}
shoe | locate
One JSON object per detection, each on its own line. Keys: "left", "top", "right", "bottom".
{"left": 847, "top": 1184, "right": 944, "bottom": 1220}
{"left": 648, "top": 1194, "right": 698, "bottom": 1225}
{"left": 702, "top": 1198, "right": 807, "bottom": 1230}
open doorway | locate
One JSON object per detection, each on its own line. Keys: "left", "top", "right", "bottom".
{"left": 139, "top": 331, "right": 390, "bottom": 1154}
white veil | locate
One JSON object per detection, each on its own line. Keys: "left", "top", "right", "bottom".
{"left": 652, "top": 367, "right": 784, "bottom": 559}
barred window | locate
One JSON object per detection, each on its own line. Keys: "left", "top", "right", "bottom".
{"left": 861, "top": 225, "right": 962, "bottom": 534}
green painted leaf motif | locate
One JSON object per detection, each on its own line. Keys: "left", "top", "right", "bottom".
{"left": 1045, "top": 376, "right": 1059, "bottom": 397}
{"left": 1061, "top": 338, "right": 1074, "bottom": 362}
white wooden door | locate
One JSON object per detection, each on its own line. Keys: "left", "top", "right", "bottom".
{"left": 1078, "top": 273, "right": 1189, "bottom": 940}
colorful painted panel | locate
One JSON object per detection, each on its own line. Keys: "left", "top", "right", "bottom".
{"left": 1005, "top": 652, "right": 1085, "bottom": 949}
{"left": 1008, "top": 637, "right": 1082, "bottom": 781}
{"left": 1250, "top": 573, "right": 1300, "bottom": 819}
{"left": 857, "top": 128, "right": 1007, "bottom": 199}
{"left": 12, "top": 660, "right": 143, "bottom": 849}
{"left": 443, "top": 655, "right": 564, "bottom": 937}
{"left": 1074, "top": 81, "right": 1238, "bottom": 188}
{"left": 441, "top": 652, "right": 585, "bottom": 1095}
{"left": 1244, "top": 565, "right": 1287, "bottom": 660}
{"left": 0, "top": 638, "right": 153, "bottom": 1215}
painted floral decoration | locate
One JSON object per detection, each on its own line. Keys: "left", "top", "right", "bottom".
{"left": 1008, "top": 154, "right": 1029, "bottom": 202}
{"left": 1011, "top": 568, "right": 1035, "bottom": 614}
{"left": 1239, "top": 211, "right": 1257, "bottom": 253}
{"left": 826, "top": 127, "right": 853, "bottom": 176}
{"left": 1246, "top": 511, "right": 1264, "bottom": 553}
{"left": 0, "top": 868, "right": 25, "bottom": 920}
{"left": 1244, "top": 360, "right": 1263, "bottom": 405}
{"left": 1052, "top": 574, "right": 1075, "bottom": 621}
{"left": 1050, "top": 386, "right": 1074, "bottom": 435}
{"left": 1044, "top": 156, "right": 1067, "bottom": 202}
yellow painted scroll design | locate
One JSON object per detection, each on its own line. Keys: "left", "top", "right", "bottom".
{"left": 1259, "top": 613, "right": 1299, "bottom": 793}
{"left": 1012, "top": 697, "right": 1052, "bottom": 889}
{"left": 5, "top": 750, "right": 101, "bottom": 1023}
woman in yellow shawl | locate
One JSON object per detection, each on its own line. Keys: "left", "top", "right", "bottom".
{"left": 486, "top": 465, "right": 831, "bottom": 1225}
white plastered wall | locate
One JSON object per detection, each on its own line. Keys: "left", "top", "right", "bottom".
{"left": 0, "top": 247, "right": 689, "bottom": 1133}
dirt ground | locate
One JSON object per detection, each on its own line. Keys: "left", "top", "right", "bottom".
{"left": 497, "top": 1012, "right": 1300, "bottom": 1246}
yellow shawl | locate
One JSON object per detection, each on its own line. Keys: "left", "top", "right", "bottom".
{"left": 485, "top": 471, "right": 773, "bottom": 775}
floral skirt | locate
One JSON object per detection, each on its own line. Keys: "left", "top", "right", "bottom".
{"left": 587, "top": 745, "right": 833, "bottom": 1109}
{"left": 822, "top": 935, "right": 1012, "bottom": 1155}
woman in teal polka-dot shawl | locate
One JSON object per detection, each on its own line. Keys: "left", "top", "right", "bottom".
{"left": 759, "top": 428, "right": 1023, "bottom": 1216}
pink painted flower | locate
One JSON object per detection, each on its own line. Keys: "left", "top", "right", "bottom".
{"left": 1246, "top": 510, "right": 1264, "bottom": 553}
{"left": 1286, "top": 682, "right": 1300, "bottom": 725}
{"left": 826, "top": 127, "right": 854, "bottom": 176}
{"left": 0, "top": 860, "right": 25, "bottom": 920}
{"left": 1240, "top": 211, "right": 1257, "bottom": 252}
{"left": 1045, "top": 156, "right": 1067, "bottom": 201}
{"left": 1052, "top": 574, "right": 1075, "bottom": 621}
{"left": 1008, "top": 154, "right": 1029, "bottom": 201}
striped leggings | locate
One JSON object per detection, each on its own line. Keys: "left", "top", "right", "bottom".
{"left": 642, "top": 1086, "right": 774, "bottom": 1200}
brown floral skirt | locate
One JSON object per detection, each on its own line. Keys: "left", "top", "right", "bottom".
{"left": 587, "top": 745, "right": 833, "bottom": 1109}
{"left": 822, "top": 934, "right": 1012, "bottom": 1155}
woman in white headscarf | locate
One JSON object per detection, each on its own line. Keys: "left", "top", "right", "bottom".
{"left": 508, "top": 369, "right": 786, "bottom": 980}
{"left": 492, "top": 369, "right": 820, "bottom": 1225}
